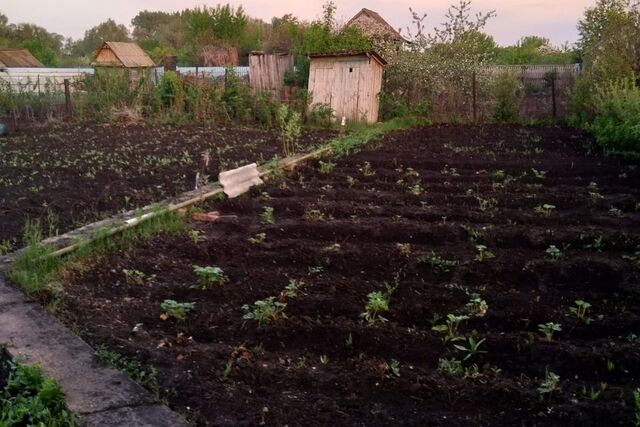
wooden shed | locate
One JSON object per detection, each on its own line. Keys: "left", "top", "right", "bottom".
{"left": 0, "top": 48, "right": 44, "bottom": 69}
{"left": 308, "top": 51, "right": 386, "bottom": 124}
{"left": 91, "top": 41, "right": 155, "bottom": 86}
{"left": 248, "top": 52, "right": 293, "bottom": 97}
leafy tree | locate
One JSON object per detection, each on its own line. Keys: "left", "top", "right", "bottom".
{"left": 71, "top": 19, "right": 130, "bottom": 58}
{"left": 570, "top": 0, "right": 640, "bottom": 125}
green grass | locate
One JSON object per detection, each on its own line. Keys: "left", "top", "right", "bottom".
{"left": 95, "top": 346, "right": 160, "bottom": 399}
{"left": 0, "top": 351, "right": 76, "bottom": 426}
{"left": 8, "top": 210, "right": 185, "bottom": 299}
{"left": 330, "top": 116, "right": 426, "bottom": 157}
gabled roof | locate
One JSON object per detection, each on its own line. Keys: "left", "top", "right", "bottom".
{"left": 308, "top": 51, "right": 387, "bottom": 66}
{"left": 346, "top": 8, "right": 410, "bottom": 43}
{"left": 0, "top": 48, "right": 44, "bottom": 68}
{"left": 92, "top": 41, "right": 155, "bottom": 68}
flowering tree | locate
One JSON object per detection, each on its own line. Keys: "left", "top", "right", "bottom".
{"left": 378, "top": 1, "right": 496, "bottom": 116}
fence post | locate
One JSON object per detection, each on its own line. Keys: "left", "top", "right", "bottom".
{"left": 551, "top": 73, "right": 557, "bottom": 119}
{"left": 472, "top": 71, "right": 477, "bottom": 124}
{"left": 154, "top": 68, "right": 159, "bottom": 85}
{"left": 64, "top": 79, "right": 73, "bottom": 119}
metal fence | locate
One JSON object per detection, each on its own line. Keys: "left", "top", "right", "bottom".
{"left": 0, "top": 66, "right": 250, "bottom": 94}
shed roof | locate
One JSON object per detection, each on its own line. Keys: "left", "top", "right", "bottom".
{"left": 0, "top": 49, "right": 44, "bottom": 68}
{"left": 346, "top": 8, "right": 410, "bottom": 43}
{"left": 308, "top": 51, "right": 387, "bottom": 66}
{"left": 92, "top": 41, "right": 155, "bottom": 68}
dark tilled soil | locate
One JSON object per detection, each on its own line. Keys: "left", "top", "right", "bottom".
{"left": 0, "top": 123, "right": 332, "bottom": 247}
{"left": 58, "top": 125, "right": 640, "bottom": 426}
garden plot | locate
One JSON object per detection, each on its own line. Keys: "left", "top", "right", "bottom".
{"left": 0, "top": 123, "right": 332, "bottom": 248}
{"left": 55, "top": 125, "right": 640, "bottom": 425}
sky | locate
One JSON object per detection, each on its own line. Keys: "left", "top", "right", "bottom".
{"left": 1, "top": 0, "right": 596, "bottom": 46}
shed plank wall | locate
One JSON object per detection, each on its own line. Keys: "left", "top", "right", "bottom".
{"left": 94, "top": 48, "right": 120, "bottom": 66}
{"left": 249, "top": 54, "right": 293, "bottom": 96}
{"left": 309, "top": 56, "right": 383, "bottom": 124}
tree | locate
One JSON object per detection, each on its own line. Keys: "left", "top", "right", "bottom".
{"left": 71, "top": 19, "right": 130, "bottom": 58}
{"left": 570, "top": 0, "right": 640, "bottom": 124}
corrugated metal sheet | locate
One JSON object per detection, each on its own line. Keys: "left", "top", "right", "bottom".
{"left": 0, "top": 49, "right": 44, "bottom": 68}
{"left": 92, "top": 42, "right": 156, "bottom": 68}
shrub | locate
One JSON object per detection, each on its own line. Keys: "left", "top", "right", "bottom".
{"left": 492, "top": 72, "right": 520, "bottom": 122}
{"left": 590, "top": 78, "right": 640, "bottom": 154}
{"left": 0, "top": 356, "right": 76, "bottom": 426}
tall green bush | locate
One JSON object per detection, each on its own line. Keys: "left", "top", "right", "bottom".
{"left": 590, "top": 78, "right": 640, "bottom": 153}
{"left": 492, "top": 72, "right": 520, "bottom": 122}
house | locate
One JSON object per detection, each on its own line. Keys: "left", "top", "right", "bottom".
{"left": 91, "top": 41, "right": 155, "bottom": 85}
{"left": 308, "top": 51, "right": 386, "bottom": 124}
{"left": 0, "top": 48, "right": 44, "bottom": 70}
{"left": 346, "top": 8, "right": 410, "bottom": 45}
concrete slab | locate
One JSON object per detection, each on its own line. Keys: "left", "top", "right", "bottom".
{"left": 80, "top": 404, "right": 189, "bottom": 427}
{"left": 0, "top": 276, "right": 29, "bottom": 306}
{"left": 0, "top": 301, "right": 152, "bottom": 414}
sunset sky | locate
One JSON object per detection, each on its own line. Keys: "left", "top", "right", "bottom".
{"left": 1, "top": 0, "right": 595, "bottom": 46}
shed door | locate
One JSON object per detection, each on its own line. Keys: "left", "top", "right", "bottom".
{"left": 331, "top": 63, "right": 360, "bottom": 122}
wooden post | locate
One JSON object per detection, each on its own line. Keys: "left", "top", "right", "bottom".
{"left": 64, "top": 79, "right": 72, "bottom": 119}
{"left": 154, "top": 68, "right": 159, "bottom": 85}
{"left": 551, "top": 73, "right": 557, "bottom": 119}
{"left": 472, "top": 71, "right": 477, "bottom": 124}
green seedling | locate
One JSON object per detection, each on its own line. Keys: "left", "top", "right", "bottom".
{"left": 248, "top": 233, "right": 266, "bottom": 244}
{"left": 345, "top": 333, "right": 353, "bottom": 349}
{"left": 282, "top": 279, "right": 305, "bottom": 298}
{"left": 361, "top": 291, "right": 391, "bottom": 325}
{"left": 581, "top": 383, "right": 607, "bottom": 401}
{"left": 410, "top": 183, "right": 425, "bottom": 196}
{"left": 346, "top": 176, "right": 357, "bottom": 187}
{"left": 454, "top": 337, "right": 487, "bottom": 361}
{"left": 358, "top": 161, "right": 375, "bottom": 176}
{"left": 538, "top": 322, "right": 562, "bottom": 342}
{"left": 475, "top": 245, "right": 495, "bottom": 262}
{"left": 389, "top": 359, "right": 401, "bottom": 377}
{"left": 189, "top": 229, "right": 205, "bottom": 244}
{"left": 569, "top": 300, "right": 593, "bottom": 324}
{"left": 192, "top": 265, "right": 226, "bottom": 289}
{"left": 538, "top": 367, "right": 560, "bottom": 399}
{"left": 609, "top": 207, "right": 624, "bottom": 218}
{"left": 318, "top": 160, "right": 335, "bottom": 174}
{"left": 421, "top": 251, "right": 459, "bottom": 273}
{"left": 534, "top": 204, "right": 556, "bottom": 217}
{"left": 122, "top": 269, "right": 155, "bottom": 286}
{"left": 432, "top": 314, "right": 469, "bottom": 342}
{"left": 242, "top": 297, "right": 287, "bottom": 326}
{"left": 633, "top": 388, "right": 640, "bottom": 426}
{"left": 160, "top": 300, "right": 195, "bottom": 321}
{"left": 545, "top": 245, "right": 563, "bottom": 261}
{"left": 476, "top": 196, "right": 498, "bottom": 215}
{"left": 531, "top": 168, "right": 547, "bottom": 179}
{"left": 466, "top": 293, "right": 489, "bottom": 318}
{"left": 221, "top": 361, "right": 233, "bottom": 381}
{"left": 261, "top": 206, "right": 275, "bottom": 224}
{"left": 584, "top": 236, "right": 604, "bottom": 251}
{"left": 320, "top": 355, "right": 329, "bottom": 365}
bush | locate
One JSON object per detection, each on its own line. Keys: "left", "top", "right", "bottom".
{"left": 308, "top": 103, "right": 334, "bottom": 128}
{"left": 492, "top": 72, "right": 520, "bottom": 122}
{"left": 590, "top": 78, "right": 640, "bottom": 153}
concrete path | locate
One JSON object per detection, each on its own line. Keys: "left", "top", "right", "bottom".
{"left": 0, "top": 275, "right": 189, "bottom": 427}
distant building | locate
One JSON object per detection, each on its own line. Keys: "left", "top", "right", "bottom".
{"left": 346, "top": 8, "right": 410, "bottom": 45}
{"left": 0, "top": 48, "right": 44, "bottom": 70}
{"left": 91, "top": 41, "right": 155, "bottom": 85}
{"left": 308, "top": 51, "right": 386, "bottom": 124}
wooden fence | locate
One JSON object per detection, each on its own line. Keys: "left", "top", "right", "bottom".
{"left": 248, "top": 53, "right": 293, "bottom": 97}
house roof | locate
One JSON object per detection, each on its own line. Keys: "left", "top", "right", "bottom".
{"left": 308, "top": 51, "right": 387, "bottom": 66}
{"left": 92, "top": 41, "right": 156, "bottom": 68}
{"left": 346, "top": 8, "right": 410, "bottom": 43}
{"left": 0, "top": 48, "right": 44, "bottom": 68}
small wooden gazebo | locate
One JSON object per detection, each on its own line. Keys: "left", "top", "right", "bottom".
{"left": 91, "top": 42, "right": 155, "bottom": 85}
